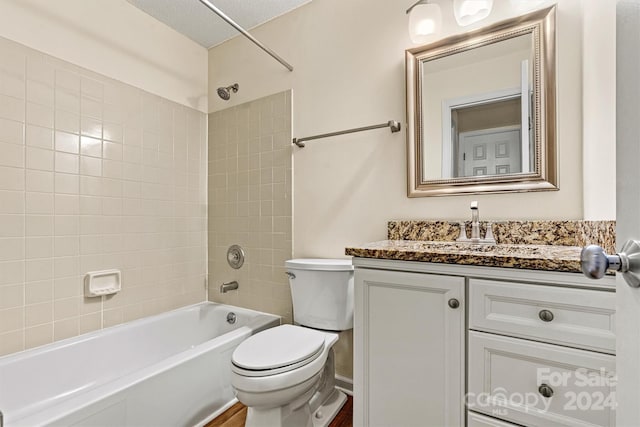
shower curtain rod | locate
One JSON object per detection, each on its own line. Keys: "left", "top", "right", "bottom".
{"left": 292, "top": 120, "right": 402, "bottom": 148}
{"left": 197, "top": 0, "right": 294, "bottom": 72}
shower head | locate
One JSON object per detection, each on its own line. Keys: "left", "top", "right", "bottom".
{"left": 217, "top": 83, "right": 239, "bottom": 100}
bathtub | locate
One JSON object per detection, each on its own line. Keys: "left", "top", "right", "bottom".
{"left": 0, "top": 302, "right": 280, "bottom": 427}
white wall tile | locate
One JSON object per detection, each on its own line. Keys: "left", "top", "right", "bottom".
{"left": 54, "top": 194, "right": 79, "bottom": 215}
{"left": 0, "top": 94, "right": 25, "bottom": 122}
{"left": 26, "top": 215, "right": 53, "bottom": 236}
{"left": 26, "top": 102, "right": 54, "bottom": 129}
{"left": 0, "top": 141, "right": 24, "bottom": 167}
{"left": 80, "top": 136, "right": 101, "bottom": 157}
{"left": 26, "top": 170, "right": 54, "bottom": 193}
{"left": 103, "top": 141, "right": 122, "bottom": 160}
{"left": 55, "top": 131, "right": 79, "bottom": 154}
{"left": 0, "top": 117, "right": 23, "bottom": 145}
{"left": 26, "top": 146, "right": 54, "bottom": 171}
{"left": 27, "top": 80, "right": 54, "bottom": 106}
{"left": 54, "top": 216, "right": 78, "bottom": 236}
{"left": 55, "top": 110, "right": 80, "bottom": 135}
{"left": 54, "top": 152, "right": 79, "bottom": 174}
{"left": 26, "top": 124, "right": 53, "bottom": 149}
{"left": 26, "top": 192, "right": 53, "bottom": 215}
{"left": 0, "top": 285, "right": 24, "bottom": 310}
{"left": 0, "top": 38, "right": 206, "bottom": 357}
{"left": 80, "top": 156, "right": 101, "bottom": 176}
{"left": 25, "top": 236, "right": 53, "bottom": 259}
{"left": 56, "top": 90, "right": 80, "bottom": 114}
{"left": 54, "top": 173, "right": 79, "bottom": 194}
{"left": 25, "top": 280, "right": 53, "bottom": 305}
{"left": 25, "top": 258, "right": 53, "bottom": 282}
{"left": 81, "top": 117, "right": 101, "bottom": 138}
{"left": 0, "top": 166, "right": 24, "bottom": 190}
{"left": 208, "top": 92, "right": 292, "bottom": 322}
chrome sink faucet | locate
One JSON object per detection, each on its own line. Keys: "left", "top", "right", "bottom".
{"left": 457, "top": 201, "right": 496, "bottom": 245}
{"left": 470, "top": 201, "right": 480, "bottom": 242}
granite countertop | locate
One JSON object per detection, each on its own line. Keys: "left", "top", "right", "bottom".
{"left": 345, "top": 240, "right": 585, "bottom": 273}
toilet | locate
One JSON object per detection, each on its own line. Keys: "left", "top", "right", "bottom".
{"left": 230, "top": 258, "right": 354, "bottom": 427}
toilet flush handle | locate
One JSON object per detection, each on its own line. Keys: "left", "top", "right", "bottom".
{"left": 581, "top": 240, "right": 640, "bottom": 287}
{"left": 285, "top": 271, "right": 296, "bottom": 279}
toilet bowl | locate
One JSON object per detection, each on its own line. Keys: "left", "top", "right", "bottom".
{"left": 230, "top": 259, "right": 354, "bottom": 427}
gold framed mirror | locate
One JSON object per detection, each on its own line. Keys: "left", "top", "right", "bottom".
{"left": 406, "top": 6, "right": 557, "bottom": 197}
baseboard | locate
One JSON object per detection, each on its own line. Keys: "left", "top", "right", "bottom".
{"left": 335, "top": 374, "right": 353, "bottom": 395}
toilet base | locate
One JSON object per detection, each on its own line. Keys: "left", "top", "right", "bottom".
{"left": 244, "top": 387, "right": 347, "bottom": 427}
{"left": 310, "top": 388, "right": 347, "bottom": 427}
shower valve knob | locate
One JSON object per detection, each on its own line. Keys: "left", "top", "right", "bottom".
{"left": 227, "top": 245, "right": 245, "bottom": 269}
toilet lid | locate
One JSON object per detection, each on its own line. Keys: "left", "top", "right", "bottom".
{"left": 232, "top": 325, "right": 326, "bottom": 371}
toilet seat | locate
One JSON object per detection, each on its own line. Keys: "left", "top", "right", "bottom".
{"left": 232, "top": 325, "right": 327, "bottom": 377}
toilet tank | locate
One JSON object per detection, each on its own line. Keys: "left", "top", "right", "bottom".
{"left": 285, "top": 259, "right": 354, "bottom": 331}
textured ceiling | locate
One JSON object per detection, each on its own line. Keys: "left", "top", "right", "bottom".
{"left": 128, "top": 0, "right": 311, "bottom": 49}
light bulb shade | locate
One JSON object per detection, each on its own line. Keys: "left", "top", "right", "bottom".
{"left": 453, "top": 0, "right": 494, "bottom": 27}
{"left": 408, "top": 3, "right": 442, "bottom": 44}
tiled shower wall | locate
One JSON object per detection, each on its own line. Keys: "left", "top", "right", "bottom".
{"left": 207, "top": 91, "right": 293, "bottom": 323}
{"left": 0, "top": 37, "right": 207, "bottom": 356}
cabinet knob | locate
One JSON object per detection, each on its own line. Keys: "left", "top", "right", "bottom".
{"left": 538, "top": 383, "right": 554, "bottom": 398}
{"left": 538, "top": 309, "right": 554, "bottom": 322}
{"left": 448, "top": 298, "right": 460, "bottom": 309}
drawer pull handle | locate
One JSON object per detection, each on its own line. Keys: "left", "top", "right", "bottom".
{"left": 538, "top": 383, "right": 554, "bottom": 398}
{"left": 448, "top": 298, "right": 460, "bottom": 309}
{"left": 538, "top": 309, "right": 554, "bottom": 322}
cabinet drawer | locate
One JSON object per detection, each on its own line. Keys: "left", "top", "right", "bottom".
{"left": 469, "top": 278, "right": 615, "bottom": 353}
{"left": 468, "top": 411, "right": 519, "bottom": 427}
{"left": 468, "top": 331, "right": 616, "bottom": 427}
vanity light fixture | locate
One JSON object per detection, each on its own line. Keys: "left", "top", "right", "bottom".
{"left": 406, "top": 0, "right": 443, "bottom": 44}
{"left": 453, "top": 0, "right": 494, "bottom": 26}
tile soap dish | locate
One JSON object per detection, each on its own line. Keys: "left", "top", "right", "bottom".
{"left": 84, "top": 269, "right": 121, "bottom": 297}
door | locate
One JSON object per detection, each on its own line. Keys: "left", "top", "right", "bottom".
{"left": 457, "top": 126, "right": 522, "bottom": 177}
{"left": 616, "top": 2, "right": 640, "bottom": 425}
{"left": 353, "top": 268, "right": 465, "bottom": 427}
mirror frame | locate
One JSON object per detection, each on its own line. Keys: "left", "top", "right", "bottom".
{"left": 406, "top": 6, "right": 557, "bottom": 197}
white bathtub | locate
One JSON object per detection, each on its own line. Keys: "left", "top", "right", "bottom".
{"left": 0, "top": 302, "right": 280, "bottom": 427}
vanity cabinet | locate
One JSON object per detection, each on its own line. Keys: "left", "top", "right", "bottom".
{"left": 353, "top": 267, "right": 465, "bottom": 427}
{"left": 352, "top": 258, "right": 616, "bottom": 427}
{"left": 468, "top": 279, "right": 616, "bottom": 427}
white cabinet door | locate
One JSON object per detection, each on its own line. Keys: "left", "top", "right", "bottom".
{"left": 353, "top": 268, "right": 465, "bottom": 427}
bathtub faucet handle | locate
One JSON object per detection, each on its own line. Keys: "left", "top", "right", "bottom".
{"left": 220, "top": 281, "right": 239, "bottom": 293}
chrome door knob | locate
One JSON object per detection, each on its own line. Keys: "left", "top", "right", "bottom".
{"left": 580, "top": 245, "right": 621, "bottom": 280}
{"left": 581, "top": 240, "right": 640, "bottom": 287}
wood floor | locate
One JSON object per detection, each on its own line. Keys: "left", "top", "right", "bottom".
{"left": 205, "top": 395, "right": 353, "bottom": 427}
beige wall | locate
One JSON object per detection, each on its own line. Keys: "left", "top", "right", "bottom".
{"left": 0, "top": 35, "right": 207, "bottom": 357}
{"left": 208, "top": 0, "right": 616, "bottom": 380}
{"left": 0, "top": 0, "right": 208, "bottom": 112}
{"left": 208, "top": 0, "right": 616, "bottom": 261}
{"left": 207, "top": 91, "right": 293, "bottom": 323}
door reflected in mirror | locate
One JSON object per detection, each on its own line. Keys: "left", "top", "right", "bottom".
{"left": 406, "top": 7, "right": 557, "bottom": 196}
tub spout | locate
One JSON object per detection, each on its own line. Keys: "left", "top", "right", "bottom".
{"left": 220, "top": 281, "right": 239, "bottom": 293}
